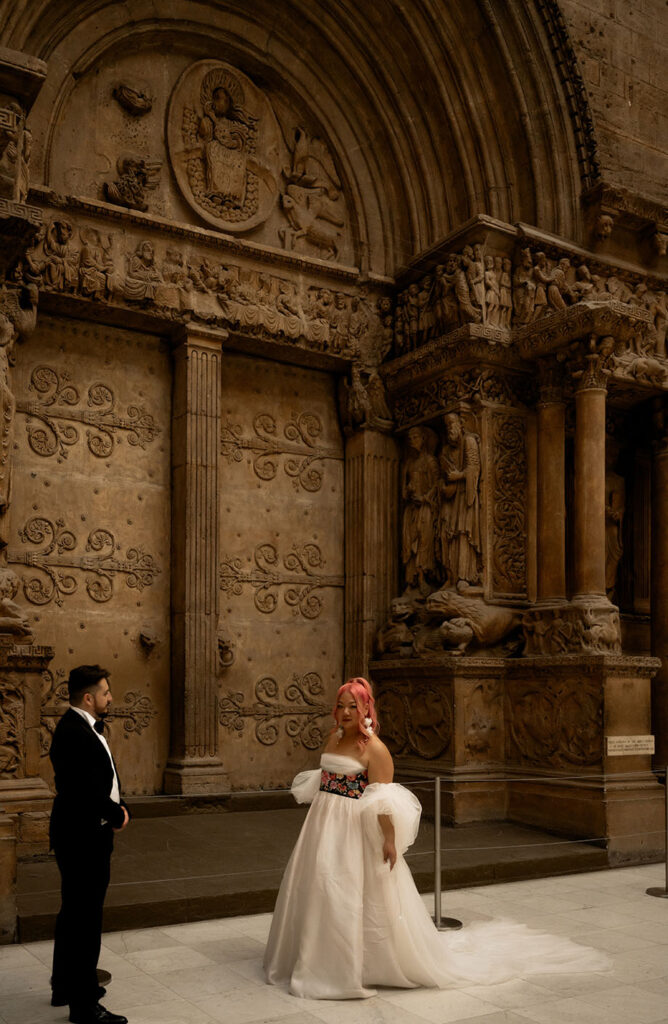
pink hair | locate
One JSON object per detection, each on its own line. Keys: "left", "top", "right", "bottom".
{"left": 331, "top": 676, "right": 378, "bottom": 750}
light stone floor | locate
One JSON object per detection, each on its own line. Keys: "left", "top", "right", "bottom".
{"left": 2, "top": 863, "right": 668, "bottom": 1024}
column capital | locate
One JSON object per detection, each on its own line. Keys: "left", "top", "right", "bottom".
{"left": 171, "top": 322, "right": 228, "bottom": 353}
{"left": 568, "top": 334, "right": 615, "bottom": 392}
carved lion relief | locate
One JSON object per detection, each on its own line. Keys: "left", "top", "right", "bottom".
{"left": 167, "top": 61, "right": 280, "bottom": 232}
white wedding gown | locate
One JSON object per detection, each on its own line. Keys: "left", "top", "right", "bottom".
{"left": 263, "top": 753, "right": 609, "bottom": 1000}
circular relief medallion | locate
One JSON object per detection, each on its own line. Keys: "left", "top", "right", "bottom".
{"left": 167, "top": 60, "right": 280, "bottom": 232}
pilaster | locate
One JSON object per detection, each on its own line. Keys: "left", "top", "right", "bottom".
{"left": 164, "top": 324, "right": 229, "bottom": 794}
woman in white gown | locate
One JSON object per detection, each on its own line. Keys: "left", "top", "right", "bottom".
{"left": 263, "top": 677, "right": 608, "bottom": 1000}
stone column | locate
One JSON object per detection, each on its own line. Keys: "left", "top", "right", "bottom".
{"left": 0, "top": 808, "right": 16, "bottom": 943}
{"left": 344, "top": 428, "right": 400, "bottom": 680}
{"left": 164, "top": 324, "right": 229, "bottom": 794}
{"left": 572, "top": 342, "right": 611, "bottom": 602}
{"left": 651, "top": 402, "right": 668, "bottom": 766}
{"left": 536, "top": 364, "right": 566, "bottom": 603}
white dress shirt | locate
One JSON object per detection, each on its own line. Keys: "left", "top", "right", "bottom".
{"left": 72, "top": 705, "right": 121, "bottom": 805}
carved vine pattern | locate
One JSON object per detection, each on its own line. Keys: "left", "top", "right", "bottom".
{"left": 219, "top": 542, "right": 343, "bottom": 619}
{"left": 0, "top": 679, "right": 23, "bottom": 775}
{"left": 17, "top": 365, "right": 160, "bottom": 461}
{"left": 9, "top": 516, "right": 161, "bottom": 606}
{"left": 507, "top": 678, "right": 602, "bottom": 768}
{"left": 491, "top": 412, "right": 527, "bottom": 596}
{"left": 40, "top": 667, "right": 157, "bottom": 754}
{"left": 219, "top": 672, "right": 330, "bottom": 749}
{"left": 221, "top": 412, "right": 341, "bottom": 492}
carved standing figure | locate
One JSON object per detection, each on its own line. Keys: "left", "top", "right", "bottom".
{"left": 0, "top": 282, "right": 37, "bottom": 516}
{"left": 197, "top": 75, "right": 256, "bottom": 206}
{"left": 401, "top": 426, "right": 439, "bottom": 595}
{"left": 513, "top": 248, "right": 536, "bottom": 325}
{"left": 605, "top": 447, "right": 625, "bottom": 600}
{"left": 484, "top": 256, "right": 500, "bottom": 327}
{"left": 499, "top": 257, "right": 513, "bottom": 328}
{"left": 437, "top": 412, "right": 482, "bottom": 586}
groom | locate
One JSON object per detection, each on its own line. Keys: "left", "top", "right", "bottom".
{"left": 49, "top": 665, "right": 130, "bottom": 1024}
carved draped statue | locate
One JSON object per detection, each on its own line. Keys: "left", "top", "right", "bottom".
{"left": 437, "top": 412, "right": 482, "bottom": 586}
{"left": 401, "top": 426, "right": 439, "bottom": 595}
{"left": 197, "top": 77, "right": 253, "bottom": 206}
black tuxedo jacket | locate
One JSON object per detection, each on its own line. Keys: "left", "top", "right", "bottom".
{"left": 49, "top": 707, "right": 128, "bottom": 849}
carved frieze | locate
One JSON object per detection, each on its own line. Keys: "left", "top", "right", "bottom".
{"left": 0, "top": 677, "right": 22, "bottom": 775}
{"left": 21, "top": 215, "right": 381, "bottom": 364}
{"left": 220, "top": 412, "right": 341, "bottom": 492}
{"left": 8, "top": 516, "right": 161, "bottom": 606}
{"left": 507, "top": 676, "right": 603, "bottom": 768}
{"left": 219, "top": 672, "right": 330, "bottom": 749}
{"left": 522, "top": 603, "right": 621, "bottom": 656}
{"left": 219, "top": 542, "right": 344, "bottom": 619}
{"left": 168, "top": 61, "right": 280, "bottom": 232}
{"left": 390, "top": 366, "right": 530, "bottom": 430}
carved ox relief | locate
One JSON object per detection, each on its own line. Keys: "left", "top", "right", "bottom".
{"left": 8, "top": 516, "right": 161, "bottom": 606}
{"left": 506, "top": 677, "right": 603, "bottom": 768}
{"left": 17, "top": 365, "right": 160, "bottom": 462}
{"left": 219, "top": 672, "right": 330, "bottom": 750}
{"left": 221, "top": 411, "right": 341, "bottom": 493}
{"left": 219, "top": 542, "right": 344, "bottom": 619}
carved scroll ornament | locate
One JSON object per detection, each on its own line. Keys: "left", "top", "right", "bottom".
{"left": 219, "top": 672, "right": 330, "bottom": 749}
{"left": 221, "top": 411, "right": 340, "bottom": 492}
{"left": 219, "top": 542, "right": 343, "bottom": 619}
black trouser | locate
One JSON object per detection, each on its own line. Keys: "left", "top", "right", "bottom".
{"left": 52, "top": 826, "right": 113, "bottom": 1012}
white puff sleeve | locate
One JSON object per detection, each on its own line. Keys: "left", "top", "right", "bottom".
{"left": 358, "top": 782, "right": 422, "bottom": 854}
{"left": 290, "top": 768, "right": 321, "bottom": 804}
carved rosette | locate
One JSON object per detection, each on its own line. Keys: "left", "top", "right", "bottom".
{"left": 167, "top": 61, "right": 280, "bottom": 232}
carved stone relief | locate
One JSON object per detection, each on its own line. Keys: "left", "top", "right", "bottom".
{"left": 21, "top": 215, "right": 379, "bottom": 363}
{"left": 0, "top": 677, "right": 22, "bottom": 775}
{"left": 374, "top": 680, "right": 453, "bottom": 760}
{"left": 18, "top": 365, "right": 160, "bottom": 462}
{"left": 219, "top": 542, "right": 342, "bottom": 619}
{"left": 507, "top": 676, "right": 603, "bottom": 768}
{"left": 488, "top": 411, "right": 527, "bottom": 598}
{"left": 522, "top": 604, "right": 621, "bottom": 656}
{"left": 11, "top": 316, "right": 171, "bottom": 797}
{"left": 219, "top": 672, "right": 330, "bottom": 750}
{"left": 112, "top": 85, "right": 153, "bottom": 117}
{"left": 221, "top": 412, "right": 339, "bottom": 493}
{"left": 168, "top": 61, "right": 280, "bottom": 232}
{"left": 464, "top": 680, "right": 502, "bottom": 759}
{"left": 104, "top": 155, "right": 162, "bottom": 213}
{"left": 280, "top": 127, "right": 345, "bottom": 260}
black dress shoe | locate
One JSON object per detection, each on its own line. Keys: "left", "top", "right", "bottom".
{"left": 69, "top": 1004, "right": 128, "bottom": 1024}
{"left": 52, "top": 986, "right": 106, "bottom": 1007}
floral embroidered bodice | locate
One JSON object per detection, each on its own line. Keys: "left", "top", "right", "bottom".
{"left": 319, "top": 767, "right": 369, "bottom": 799}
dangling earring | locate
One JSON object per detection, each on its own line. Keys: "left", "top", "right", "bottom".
{"left": 363, "top": 716, "right": 374, "bottom": 737}
{"left": 336, "top": 725, "right": 344, "bottom": 740}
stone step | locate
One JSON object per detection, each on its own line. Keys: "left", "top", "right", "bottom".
{"left": 16, "top": 806, "right": 615, "bottom": 942}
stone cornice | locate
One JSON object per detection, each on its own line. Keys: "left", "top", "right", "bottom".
{"left": 515, "top": 301, "right": 652, "bottom": 359}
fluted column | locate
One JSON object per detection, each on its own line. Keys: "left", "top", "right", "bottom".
{"left": 651, "top": 401, "right": 668, "bottom": 765}
{"left": 164, "top": 324, "right": 228, "bottom": 794}
{"left": 572, "top": 340, "right": 611, "bottom": 602}
{"left": 536, "top": 363, "right": 566, "bottom": 603}
{"left": 344, "top": 428, "right": 400, "bottom": 680}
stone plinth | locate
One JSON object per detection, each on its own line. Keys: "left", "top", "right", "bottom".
{"left": 370, "top": 657, "right": 507, "bottom": 823}
{"left": 505, "top": 655, "right": 663, "bottom": 864}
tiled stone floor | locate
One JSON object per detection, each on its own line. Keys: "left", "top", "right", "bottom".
{"left": 2, "top": 863, "right": 668, "bottom": 1024}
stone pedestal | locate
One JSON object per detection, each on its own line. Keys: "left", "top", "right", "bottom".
{"left": 506, "top": 655, "right": 663, "bottom": 864}
{"left": 345, "top": 429, "right": 400, "bottom": 679}
{"left": 370, "top": 657, "right": 507, "bottom": 822}
{"left": 164, "top": 325, "right": 229, "bottom": 795}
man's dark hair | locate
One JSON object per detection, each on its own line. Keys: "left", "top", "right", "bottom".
{"left": 68, "top": 664, "right": 110, "bottom": 703}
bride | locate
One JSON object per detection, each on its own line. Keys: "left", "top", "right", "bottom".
{"left": 263, "top": 677, "right": 608, "bottom": 1000}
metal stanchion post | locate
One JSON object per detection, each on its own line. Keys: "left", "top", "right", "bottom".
{"left": 646, "top": 766, "right": 668, "bottom": 898}
{"left": 432, "top": 775, "right": 462, "bottom": 931}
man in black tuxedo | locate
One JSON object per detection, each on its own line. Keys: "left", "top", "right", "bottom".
{"left": 49, "top": 665, "right": 130, "bottom": 1024}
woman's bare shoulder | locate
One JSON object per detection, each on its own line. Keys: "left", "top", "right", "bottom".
{"left": 366, "top": 735, "right": 393, "bottom": 764}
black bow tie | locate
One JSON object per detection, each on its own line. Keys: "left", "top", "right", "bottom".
{"left": 94, "top": 720, "right": 105, "bottom": 734}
